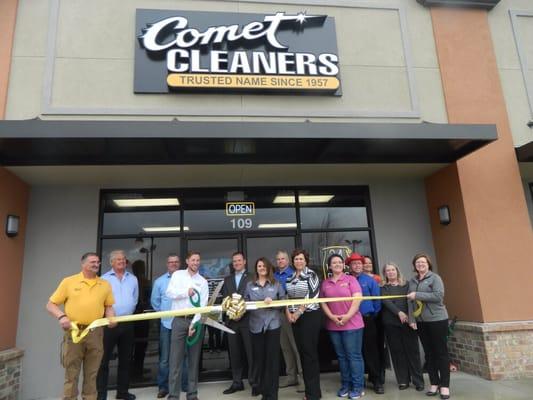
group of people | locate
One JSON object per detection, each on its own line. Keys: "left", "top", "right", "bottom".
{"left": 47, "top": 248, "right": 452, "bottom": 400}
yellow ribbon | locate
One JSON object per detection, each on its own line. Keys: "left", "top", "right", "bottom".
{"left": 70, "top": 295, "right": 421, "bottom": 343}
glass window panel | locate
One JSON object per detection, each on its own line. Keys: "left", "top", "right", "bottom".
{"left": 100, "top": 238, "right": 145, "bottom": 273}
{"left": 298, "top": 188, "right": 368, "bottom": 229}
{"left": 246, "top": 236, "right": 296, "bottom": 273}
{"left": 183, "top": 189, "right": 296, "bottom": 232}
{"left": 300, "top": 207, "right": 368, "bottom": 230}
{"left": 301, "top": 231, "right": 372, "bottom": 279}
{"left": 188, "top": 238, "right": 237, "bottom": 279}
{"left": 102, "top": 211, "right": 180, "bottom": 235}
{"left": 151, "top": 237, "right": 181, "bottom": 281}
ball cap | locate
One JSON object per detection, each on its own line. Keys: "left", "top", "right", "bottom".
{"left": 345, "top": 252, "right": 365, "bottom": 266}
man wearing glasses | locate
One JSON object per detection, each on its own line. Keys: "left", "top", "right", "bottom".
{"left": 46, "top": 252, "right": 116, "bottom": 400}
{"left": 151, "top": 254, "right": 188, "bottom": 398}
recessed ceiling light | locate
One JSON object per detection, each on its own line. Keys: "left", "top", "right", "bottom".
{"left": 273, "top": 195, "right": 334, "bottom": 204}
{"left": 113, "top": 198, "right": 179, "bottom": 207}
{"left": 257, "top": 223, "right": 297, "bottom": 229}
{"left": 142, "top": 226, "right": 189, "bottom": 232}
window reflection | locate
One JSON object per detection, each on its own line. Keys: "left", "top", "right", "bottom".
{"left": 102, "top": 211, "right": 180, "bottom": 235}
{"left": 300, "top": 207, "right": 368, "bottom": 229}
{"left": 302, "top": 231, "right": 371, "bottom": 278}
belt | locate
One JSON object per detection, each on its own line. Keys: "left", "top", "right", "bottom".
{"left": 178, "top": 315, "right": 194, "bottom": 320}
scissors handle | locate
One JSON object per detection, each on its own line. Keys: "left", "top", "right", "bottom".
{"left": 189, "top": 288, "right": 201, "bottom": 307}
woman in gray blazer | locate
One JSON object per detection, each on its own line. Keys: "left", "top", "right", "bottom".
{"left": 407, "top": 253, "right": 450, "bottom": 400}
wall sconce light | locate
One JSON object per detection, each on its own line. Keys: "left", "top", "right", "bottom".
{"left": 6, "top": 214, "right": 20, "bottom": 237}
{"left": 438, "top": 206, "right": 451, "bottom": 226}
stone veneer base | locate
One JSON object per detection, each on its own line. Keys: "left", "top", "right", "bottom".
{"left": 0, "top": 348, "right": 24, "bottom": 400}
{"left": 448, "top": 320, "right": 533, "bottom": 380}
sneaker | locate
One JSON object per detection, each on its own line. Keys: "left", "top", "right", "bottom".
{"left": 349, "top": 390, "right": 365, "bottom": 399}
{"left": 337, "top": 387, "right": 350, "bottom": 398}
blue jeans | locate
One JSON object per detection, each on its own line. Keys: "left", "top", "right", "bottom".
{"left": 158, "top": 325, "right": 188, "bottom": 392}
{"left": 329, "top": 329, "right": 364, "bottom": 391}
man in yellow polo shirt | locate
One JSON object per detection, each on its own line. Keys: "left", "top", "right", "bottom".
{"left": 46, "top": 252, "right": 116, "bottom": 400}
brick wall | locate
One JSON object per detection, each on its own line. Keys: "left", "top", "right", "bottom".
{"left": 449, "top": 321, "right": 533, "bottom": 380}
{"left": 0, "top": 348, "right": 23, "bottom": 399}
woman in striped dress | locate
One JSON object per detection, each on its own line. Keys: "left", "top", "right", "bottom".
{"left": 285, "top": 249, "right": 322, "bottom": 400}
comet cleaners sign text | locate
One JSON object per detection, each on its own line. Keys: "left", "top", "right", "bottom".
{"left": 134, "top": 9, "right": 341, "bottom": 95}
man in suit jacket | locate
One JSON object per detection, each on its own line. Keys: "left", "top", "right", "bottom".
{"left": 222, "top": 251, "right": 256, "bottom": 395}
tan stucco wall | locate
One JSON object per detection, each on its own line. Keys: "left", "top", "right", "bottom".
{"left": 0, "top": 0, "right": 28, "bottom": 353}
{"left": 6, "top": 0, "right": 447, "bottom": 123}
{"left": 427, "top": 6, "right": 533, "bottom": 323}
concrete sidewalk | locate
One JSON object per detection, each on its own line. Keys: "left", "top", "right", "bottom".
{"left": 101, "top": 372, "right": 533, "bottom": 400}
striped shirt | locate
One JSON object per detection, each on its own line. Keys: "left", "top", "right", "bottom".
{"left": 286, "top": 267, "right": 320, "bottom": 312}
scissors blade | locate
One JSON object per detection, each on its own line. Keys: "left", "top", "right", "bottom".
{"left": 202, "top": 317, "right": 235, "bottom": 334}
{"left": 208, "top": 280, "right": 224, "bottom": 306}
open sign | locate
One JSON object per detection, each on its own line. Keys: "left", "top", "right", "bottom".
{"left": 225, "top": 202, "right": 255, "bottom": 216}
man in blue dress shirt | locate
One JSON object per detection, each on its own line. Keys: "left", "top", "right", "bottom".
{"left": 346, "top": 252, "right": 385, "bottom": 395}
{"left": 151, "top": 254, "right": 188, "bottom": 398}
{"left": 97, "top": 250, "right": 139, "bottom": 400}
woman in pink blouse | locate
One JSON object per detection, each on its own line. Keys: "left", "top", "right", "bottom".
{"left": 320, "top": 254, "right": 364, "bottom": 400}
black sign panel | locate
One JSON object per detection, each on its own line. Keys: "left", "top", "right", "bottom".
{"left": 134, "top": 9, "right": 341, "bottom": 95}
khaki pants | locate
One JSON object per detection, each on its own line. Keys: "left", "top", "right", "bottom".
{"left": 61, "top": 327, "right": 104, "bottom": 400}
{"left": 280, "top": 313, "right": 302, "bottom": 382}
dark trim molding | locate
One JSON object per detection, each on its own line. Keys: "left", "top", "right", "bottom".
{"left": 416, "top": 0, "right": 500, "bottom": 10}
{"left": 516, "top": 141, "right": 533, "bottom": 163}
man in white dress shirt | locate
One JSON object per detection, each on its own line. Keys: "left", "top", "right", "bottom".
{"left": 166, "top": 251, "right": 209, "bottom": 400}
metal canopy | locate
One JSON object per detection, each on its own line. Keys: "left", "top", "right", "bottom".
{"left": 0, "top": 118, "right": 497, "bottom": 166}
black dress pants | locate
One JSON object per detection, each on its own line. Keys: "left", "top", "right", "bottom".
{"left": 384, "top": 323, "right": 424, "bottom": 387}
{"left": 417, "top": 319, "right": 450, "bottom": 387}
{"left": 97, "top": 323, "right": 134, "bottom": 398}
{"left": 227, "top": 320, "right": 254, "bottom": 386}
{"left": 292, "top": 310, "right": 322, "bottom": 400}
{"left": 362, "top": 315, "right": 385, "bottom": 386}
{"left": 251, "top": 328, "right": 280, "bottom": 400}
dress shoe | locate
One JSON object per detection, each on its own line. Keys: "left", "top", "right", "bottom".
{"left": 426, "top": 389, "right": 439, "bottom": 396}
{"left": 373, "top": 385, "right": 385, "bottom": 394}
{"left": 296, "top": 380, "right": 305, "bottom": 393}
{"left": 223, "top": 384, "right": 244, "bottom": 394}
{"left": 116, "top": 394, "right": 136, "bottom": 400}
{"left": 399, "top": 384, "right": 409, "bottom": 390}
{"left": 157, "top": 390, "right": 168, "bottom": 398}
{"left": 416, "top": 386, "right": 425, "bottom": 392}
{"left": 439, "top": 387, "right": 450, "bottom": 399}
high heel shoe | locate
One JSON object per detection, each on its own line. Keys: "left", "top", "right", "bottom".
{"left": 426, "top": 386, "right": 439, "bottom": 396}
{"left": 439, "top": 387, "right": 450, "bottom": 399}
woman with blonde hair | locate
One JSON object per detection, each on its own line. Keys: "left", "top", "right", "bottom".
{"left": 381, "top": 262, "right": 424, "bottom": 392}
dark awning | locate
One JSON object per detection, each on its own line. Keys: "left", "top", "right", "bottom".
{"left": 0, "top": 118, "right": 496, "bottom": 165}
{"left": 516, "top": 141, "right": 533, "bottom": 163}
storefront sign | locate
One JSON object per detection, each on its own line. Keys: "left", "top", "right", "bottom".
{"left": 226, "top": 201, "right": 255, "bottom": 230}
{"left": 225, "top": 202, "right": 255, "bottom": 216}
{"left": 135, "top": 9, "right": 341, "bottom": 95}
